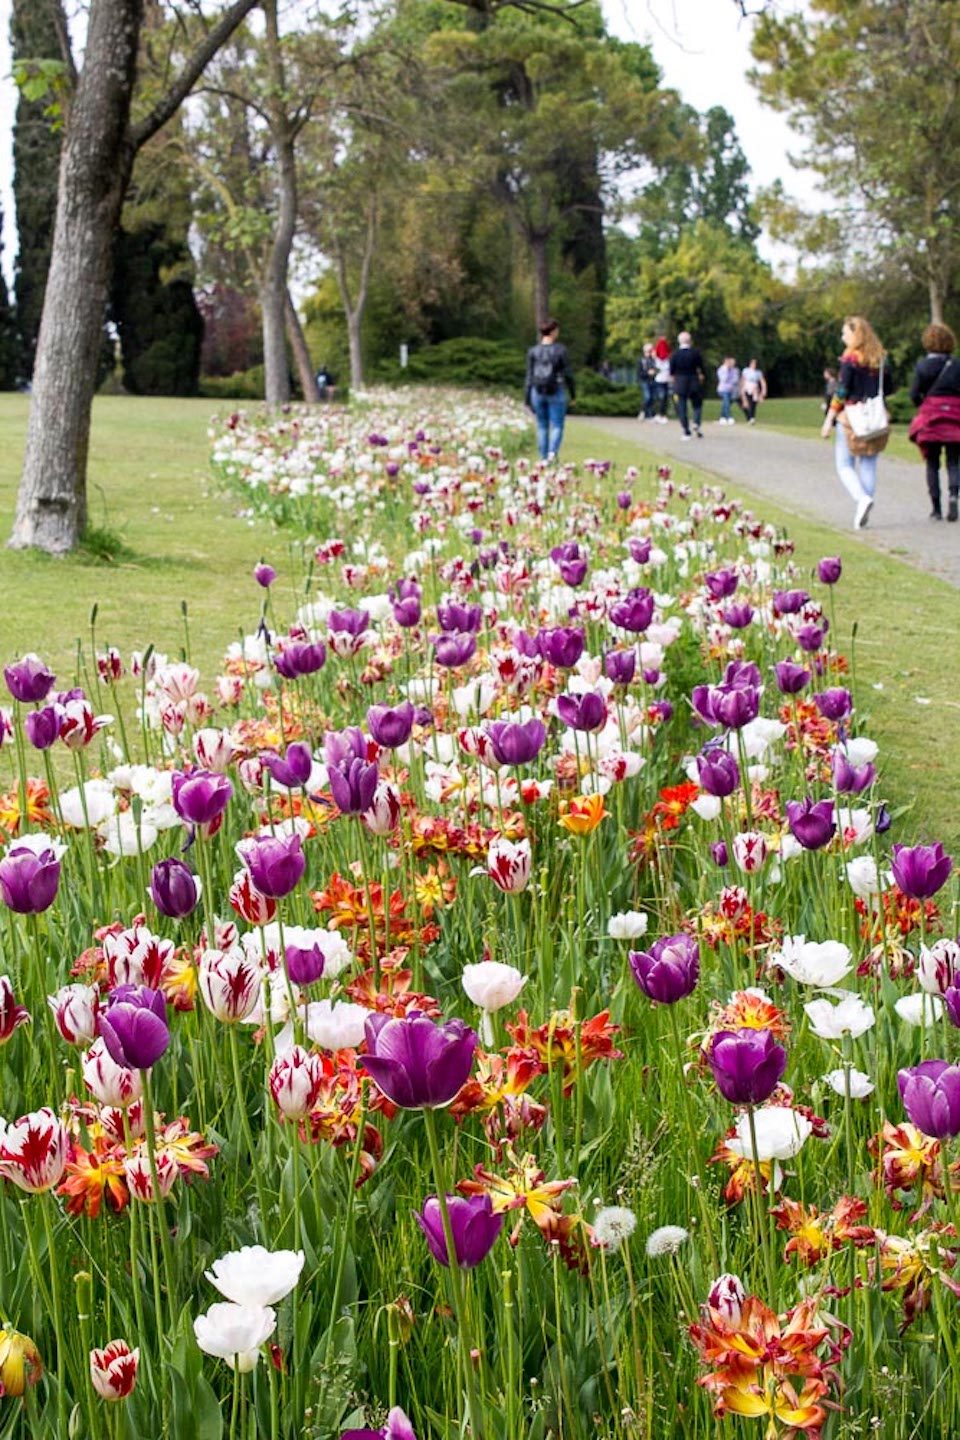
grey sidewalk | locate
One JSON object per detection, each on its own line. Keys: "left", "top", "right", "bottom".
{"left": 574, "top": 415, "right": 960, "bottom": 590}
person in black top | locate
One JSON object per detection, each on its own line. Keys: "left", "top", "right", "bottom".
{"left": 525, "top": 320, "right": 576, "bottom": 461}
{"left": 669, "top": 331, "right": 706, "bottom": 439}
{"left": 910, "top": 321, "right": 960, "bottom": 522}
{"left": 636, "top": 343, "right": 657, "bottom": 420}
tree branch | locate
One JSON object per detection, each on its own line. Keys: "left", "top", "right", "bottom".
{"left": 131, "top": 0, "right": 261, "bottom": 153}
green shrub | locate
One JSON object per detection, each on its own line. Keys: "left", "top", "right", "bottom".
{"left": 376, "top": 337, "right": 527, "bottom": 391}
{"left": 885, "top": 388, "right": 914, "bottom": 425}
{"left": 199, "top": 366, "right": 265, "bottom": 401}
{"left": 574, "top": 385, "right": 644, "bottom": 417}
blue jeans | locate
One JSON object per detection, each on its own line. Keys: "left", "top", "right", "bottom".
{"left": 719, "top": 392, "right": 734, "bottom": 420}
{"left": 640, "top": 379, "right": 655, "bottom": 418}
{"left": 834, "top": 423, "right": 877, "bottom": 501}
{"left": 532, "top": 388, "right": 568, "bottom": 459}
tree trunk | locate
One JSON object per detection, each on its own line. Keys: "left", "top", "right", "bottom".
{"left": 261, "top": 0, "right": 298, "bottom": 407}
{"left": 10, "top": 0, "right": 142, "bottom": 553}
{"left": 530, "top": 231, "right": 550, "bottom": 327}
{"left": 284, "top": 289, "right": 319, "bottom": 402}
{"left": 346, "top": 309, "right": 364, "bottom": 390}
{"left": 929, "top": 275, "right": 945, "bottom": 326}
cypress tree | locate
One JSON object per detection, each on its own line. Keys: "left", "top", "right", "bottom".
{"left": 10, "top": 0, "right": 64, "bottom": 380}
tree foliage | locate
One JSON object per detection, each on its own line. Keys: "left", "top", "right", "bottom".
{"left": 749, "top": 0, "right": 960, "bottom": 322}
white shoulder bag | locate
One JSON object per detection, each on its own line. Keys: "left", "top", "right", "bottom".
{"left": 844, "top": 359, "right": 888, "bottom": 440}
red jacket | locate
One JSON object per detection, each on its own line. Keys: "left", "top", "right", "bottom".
{"left": 909, "top": 393, "right": 960, "bottom": 450}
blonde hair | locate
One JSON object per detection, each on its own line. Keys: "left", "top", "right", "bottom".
{"left": 844, "top": 315, "right": 885, "bottom": 369}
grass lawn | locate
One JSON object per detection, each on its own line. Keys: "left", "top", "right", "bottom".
{"left": 1, "top": 392, "right": 958, "bottom": 851}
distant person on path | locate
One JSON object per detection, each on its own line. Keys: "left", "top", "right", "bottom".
{"left": 739, "top": 358, "right": 767, "bottom": 424}
{"left": 636, "top": 343, "right": 657, "bottom": 420}
{"left": 820, "top": 315, "right": 888, "bottom": 530}
{"left": 909, "top": 321, "right": 960, "bottom": 522}
{"left": 822, "top": 367, "right": 838, "bottom": 414}
{"left": 716, "top": 356, "right": 740, "bottom": 425}
{"left": 652, "top": 337, "right": 671, "bottom": 423}
{"left": 525, "top": 319, "right": 576, "bottom": 461}
{"left": 316, "top": 365, "right": 334, "bottom": 400}
{"left": 669, "top": 331, "right": 706, "bottom": 440}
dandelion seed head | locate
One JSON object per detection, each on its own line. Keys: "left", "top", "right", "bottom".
{"left": 645, "top": 1224, "right": 689, "bottom": 1257}
{"left": 593, "top": 1206, "right": 638, "bottom": 1251}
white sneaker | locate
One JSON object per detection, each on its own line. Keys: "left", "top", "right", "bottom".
{"left": 680, "top": 433, "right": 692, "bottom": 442}
{"left": 854, "top": 495, "right": 874, "bottom": 529}
{"left": 657, "top": 415, "right": 667, "bottom": 424}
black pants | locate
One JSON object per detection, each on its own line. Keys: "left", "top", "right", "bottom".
{"left": 676, "top": 390, "right": 702, "bottom": 435}
{"left": 742, "top": 393, "right": 759, "bottom": 422}
{"left": 925, "top": 443, "right": 960, "bottom": 511}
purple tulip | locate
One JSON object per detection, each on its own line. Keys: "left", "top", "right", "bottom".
{"left": 556, "top": 690, "right": 607, "bottom": 732}
{"left": 831, "top": 749, "right": 875, "bottom": 795}
{"left": 254, "top": 562, "right": 277, "bottom": 588}
{"left": 363, "top": 1011, "right": 477, "bottom": 1109}
{"left": 817, "top": 556, "right": 842, "bottom": 585}
{"left": 392, "top": 596, "right": 422, "bottom": 628}
{"left": 329, "top": 608, "right": 370, "bottom": 637}
{"left": 628, "top": 537, "right": 652, "bottom": 564}
{"left": 650, "top": 699, "right": 673, "bottom": 723}
{"left": 25, "top": 704, "right": 63, "bottom": 750}
{"left": 550, "top": 541, "right": 581, "bottom": 564}
{"left": 786, "top": 797, "right": 836, "bottom": 850}
{"left": 604, "top": 649, "right": 636, "bottom": 686}
{"left": 324, "top": 727, "right": 367, "bottom": 767}
{"left": 875, "top": 804, "right": 892, "bottom": 834}
{"left": 890, "top": 843, "right": 953, "bottom": 900}
{"left": 814, "top": 688, "right": 852, "bottom": 723}
{"left": 710, "top": 841, "right": 729, "bottom": 867}
{"left": 433, "top": 633, "right": 477, "bottom": 668}
{"left": 774, "top": 661, "right": 810, "bottom": 696}
{"left": 149, "top": 858, "right": 200, "bottom": 919}
{"left": 414, "top": 1193, "right": 503, "bottom": 1269}
{"left": 945, "top": 986, "right": 960, "bottom": 1029}
{"left": 0, "top": 841, "right": 61, "bottom": 915}
{"left": 696, "top": 748, "right": 740, "bottom": 798}
{"left": 513, "top": 630, "right": 541, "bottom": 660}
{"left": 263, "top": 742, "right": 314, "bottom": 789}
{"left": 329, "top": 758, "right": 379, "bottom": 815}
{"left": 285, "top": 940, "right": 326, "bottom": 986}
{"left": 537, "top": 626, "right": 585, "bottom": 669}
{"left": 704, "top": 569, "right": 738, "bottom": 601}
{"left": 628, "top": 934, "right": 700, "bottom": 1004}
{"left": 485, "top": 717, "right": 547, "bottom": 766}
{"left": 722, "top": 602, "right": 754, "bottom": 630}
{"left": 772, "top": 589, "right": 810, "bottom": 616}
{"left": 3, "top": 654, "right": 56, "bottom": 704}
{"left": 274, "top": 640, "right": 327, "bottom": 679}
{"left": 341, "top": 1408, "right": 417, "bottom": 1440}
{"left": 172, "top": 770, "right": 234, "bottom": 828}
{"left": 437, "top": 602, "right": 482, "bottom": 635}
{"left": 366, "top": 701, "right": 415, "bottom": 750}
{"left": 99, "top": 986, "right": 170, "bottom": 1070}
{"left": 609, "top": 588, "right": 655, "bottom": 633}
{"left": 617, "top": 491, "right": 632, "bottom": 510}
{"left": 557, "top": 556, "right": 589, "bottom": 586}
{"left": 723, "top": 660, "right": 762, "bottom": 690}
{"left": 797, "top": 623, "right": 826, "bottom": 653}
{"left": 897, "top": 1060, "right": 960, "bottom": 1140}
{"left": 708, "top": 1028, "right": 787, "bottom": 1106}
{"left": 713, "top": 687, "right": 760, "bottom": 731}
{"left": 239, "top": 833, "right": 306, "bottom": 898}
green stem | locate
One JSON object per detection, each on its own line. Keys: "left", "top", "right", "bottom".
{"left": 140, "top": 1070, "right": 177, "bottom": 1329}
{"left": 746, "top": 1104, "right": 776, "bottom": 1300}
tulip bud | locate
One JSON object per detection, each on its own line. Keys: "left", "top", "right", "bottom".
{"left": 707, "top": 1273, "right": 745, "bottom": 1325}
{"left": 0, "top": 1326, "right": 42, "bottom": 1395}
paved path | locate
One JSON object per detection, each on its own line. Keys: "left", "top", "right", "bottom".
{"left": 574, "top": 416, "right": 960, "bottom": 589}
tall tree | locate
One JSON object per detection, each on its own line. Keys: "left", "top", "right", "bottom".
{"left": 10, "top": 0, "right": 67, "bottom": 380}
{"left": 749, "top": 0, "right": 960, "bottom": 324}
{"left": 10, "top": 0, "right": 259, "bottom": 556}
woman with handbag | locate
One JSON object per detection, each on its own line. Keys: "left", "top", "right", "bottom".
{"left": 909, "top": 322, "right": 960, "bottom": 522}
{"left": 820, "top": 315, "right": 889, "bottom": 530}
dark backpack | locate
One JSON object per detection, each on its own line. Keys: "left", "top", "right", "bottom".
{"left": 531, "top": 346, "right": 559, "bottom": 395}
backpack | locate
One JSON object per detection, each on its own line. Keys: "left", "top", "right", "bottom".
{"left": 531, "top": 346, "right": 559, "bottom": 395}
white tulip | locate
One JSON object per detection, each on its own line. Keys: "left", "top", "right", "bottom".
{"left": 770, "top": 936, "right": 853, "bottom": 987}
{"left": 823, "top": 1067, "right": 875, "bottom": 1099}
{"left": 607, "top": 911, "right": 649, "bottom": 940}
{"left": 193, "top": 1302, "right": 276, "bottom": 1372}
{"left": 804, "top": 994, "right": 875, "bottom": 1040}
{"left": 728, "top": 1108, "right": 812, "bottom": 1162}
{"left": 205, "top": 1246, "right": 305, "bottom": 1306}
{"left": 462, "top": 961, "right": 526, "bottom": 1013}
{"left": 895, "top": 994, "right": 943, "bottom": 1027}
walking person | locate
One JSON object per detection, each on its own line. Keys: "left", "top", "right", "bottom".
{"left": 652, "top": 337, "right": 671, "bottom": 423}
{"left": 739, "top": 357, "right": 767, "bottom": 424}
{"left": 909, "top": 321, "right": 960, "bottom": 522}
{"left": 716, "top": 356, "right": 740, "bottom": 425}
{"left": 820, "top": 315, "right": 888, "bottom": 530}
{"left": 524, "top": 319, "right": 576, "bottom": 461}
{"left": 636, "top": 343, "right": 657, "bottom": 420}
{"left": 669, "top": 331, "right": 706, "bottom": 440}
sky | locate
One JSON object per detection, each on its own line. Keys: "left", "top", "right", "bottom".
{"left": 0, "top": 0, "right": 820, "bottom": 288}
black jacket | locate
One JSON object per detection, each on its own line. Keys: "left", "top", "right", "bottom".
{"left": 911, "top": 353, "right": 960, "bottom": 406}
{"left": 669, "top": 346, "right": 705, "bottom": 396}
{"left": 831, "top": 353, "right": 887, "bottom": 411}
{"left": 524, "top": 343, "right": 576, "bottom": 401}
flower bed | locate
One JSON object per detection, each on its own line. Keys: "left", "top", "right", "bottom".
{"left": 0, "top": 397, "right": 957, "bottom": 1438}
